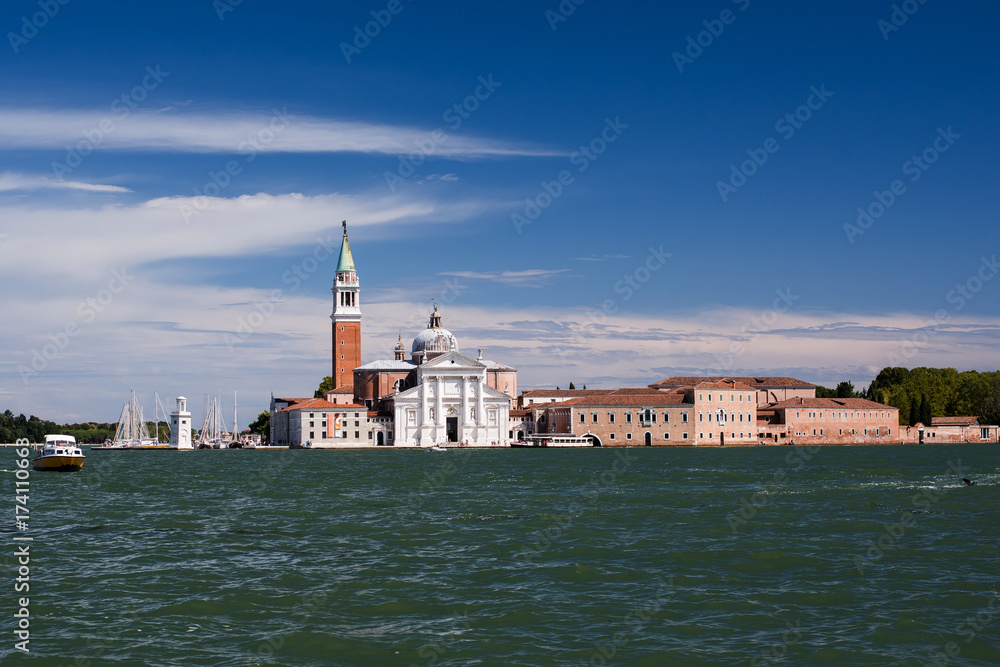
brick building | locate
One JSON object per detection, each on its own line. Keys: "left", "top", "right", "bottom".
{"left": 650, "top": 376, "right": 815, "bottom": 405}
{"left": 899, "top": 417, "right": 1000, "bottom": 444}
{"left": 269, "top": 397, "right": 371, "bottom": 447}
{"left": 757, "top": 397, "right": 900, "bottom": 445}
{"left": 530, "top": 380, "right": 758, "bottom": 446}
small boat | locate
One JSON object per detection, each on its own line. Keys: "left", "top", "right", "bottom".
{"left": 428, "top": 445, "right": 447, "bottom": 452}
{"left": 32, "top": 435, "right": 86, "bottom": 472}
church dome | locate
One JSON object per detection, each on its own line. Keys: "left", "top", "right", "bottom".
{"left": 411, "top": 306, "right": 459, "bottom": 360}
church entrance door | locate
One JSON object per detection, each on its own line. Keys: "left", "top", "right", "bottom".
{"left": 447, "top": 417, "right": 459, "bottom": 443}
{"left": 376, "top": 432, "right": 384, "bottom": 446}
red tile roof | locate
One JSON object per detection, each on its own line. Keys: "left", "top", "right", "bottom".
{"left": 650, "top": 376, "right": 815, "bottom": 389}
{"left": 539, "top": 391, "right": 691, "bottom": 408}
{"left": 279, "top": 398, "right": 367, "bottom": 413}
{"left": 931, "top": 416, "right": 979, "bottom": 427}
{"left": 690, "top": 381, "right": 756, "bottom": 391}
{"left": 767, "top": 397, "right": 896, "bottom": 410}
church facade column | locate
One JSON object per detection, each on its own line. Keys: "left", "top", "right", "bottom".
{"left": 435, "top": 377, "right": 443, "bottom": 444}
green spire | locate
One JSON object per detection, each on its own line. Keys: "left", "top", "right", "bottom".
{"left": 337, "top": 220, "right": 356, "bottom": 273}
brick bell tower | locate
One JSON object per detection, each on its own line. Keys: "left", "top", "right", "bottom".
{"left": 331, "top": 221, "right": 361, "bottom": 389}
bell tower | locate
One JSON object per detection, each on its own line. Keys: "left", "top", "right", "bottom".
{"left": 331, "top": 221, "right": 361, "bottom": 389}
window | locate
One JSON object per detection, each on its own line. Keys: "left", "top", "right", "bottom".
{"left": 682, "top": 412, "right": 688, "bottom": 423}
{"left": 820, "top": 429, "right": 824, "bottom": 435}
{"left": 739, "top": 394, "right": 743, "bottom": 402}
{"left": 309, "top": 431, "right": 314, "bottom": 439}
{"left": 626, "top": 433, "right": 632, "bottom": 440}
{"left": 708, "top": 394, "right": 712, "bottom": 402}
{"left": 839, "top": 428, "right": 843, "bottom": 435}
{"left": 664, "top": 412, "right": 669, "bottom": 423}
{"left": 580, "top": 413, "right": 585, "bottom": 424}
{"left": 593, "top": 413, "right": 598, "bottom": 423}
{"left": 610, "top": 433, "right": 616, "bottom": 440}
{"left": 342, "top": 431, "right": 347, "bottom": 438}
{"left": 368, "top": 431, "right": 373, "bottom": 439}
{"left": 708, "top": 413, "right": 712, "bottom": 422}
{"left": 813, "top": 429, "right": 817, "bottom": 435}
{"left": 699, "top": 412, "right": 703, "bottom": 422}
{"left": 341, "top": 354, "right": 344, "bottom": 359}
{"left": 626, "top": 412, "right": 632, "bottom": 423}
{"left": 355, "top": 431, "right": 359, "bottom": 439}
{"left": 664, "top": 433, "right": 670, "bottom": 439}
{"left": 652, "top": 412, "right": 657, "bottom": 423}
{"left": 699, "top": 393, "right": 703, "bottom": 401}
{"left": 699, "top": 433, "right": 704, "bottom": 439}
{"left": 322, "top": 431, "right": 327, "bottom": 438}
{"left": 355, "top": 421, "right": 359, "bottom": 427}
{"left": 683, "top": 433, "right": 688, "bottom": 439}
{"left": 341, "top": 340, "right": 344, "bottom": 345}
{"left": 731, "top": 394, "right": 735, "bottom": 401}
{"left": 340, "top": 326, "right": 344, "bottom": 331}
{"left": 610, "top": 412, "right": 616, "bottom": 424}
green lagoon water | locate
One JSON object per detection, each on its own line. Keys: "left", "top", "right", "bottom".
{"left": 3, "top": 444, "right": 1000, "bottom": 666}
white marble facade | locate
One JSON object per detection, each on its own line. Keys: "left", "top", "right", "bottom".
{"left": 393, "top": 351, "right": 510, "bottom": 446}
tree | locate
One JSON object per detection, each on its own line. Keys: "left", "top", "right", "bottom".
{"left": 314, "top": 376, "right": 335, "bottom": 399}
{"left": 835, "top": 381, "right": 857, "bottom": 399}
{"left": 568, "top": 382, "right": 576, "bottom": 390}
{"left": 909, "top": 395, "right": 920, "bottom": 426}
{"left": 920, "top": 394, "right": 933, "bottom": 427}
{"left": 816, "top": 385, "right": 837, "bottom": 398}
{"left": 249, "top": 411, "right": 270, "bottom": 443}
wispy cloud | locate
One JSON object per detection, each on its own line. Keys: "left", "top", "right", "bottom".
{"left": 438, "top": 269, "right": 572, "bottom": 287}
{"left": 0, "top": 108, "right": 565, "bottom": 158}
{"left": 574, "top": 254, "right": 630, "bottom": 262}
{"left": 0, "top": 172, "right": 130, "bottom": 193}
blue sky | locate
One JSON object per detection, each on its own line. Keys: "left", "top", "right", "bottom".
{"left": 2, "top": 0, "right": 998, "bottom": 424}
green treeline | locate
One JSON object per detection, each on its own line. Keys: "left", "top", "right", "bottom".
{"left": 0, "top": 410, "right": 169, "bottom": 444}
{"left": 858, "top": 367, "right": 1000, "bottom": 426}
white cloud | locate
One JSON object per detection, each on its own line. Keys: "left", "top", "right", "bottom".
{"left": 438, "top": 269, "right": 572, "bottom": 286}
{"left": 0, "top": 107, "right": 565, "bottom": 158}
{"left": 0, "top": 172, "right": 130, "bottom": 193}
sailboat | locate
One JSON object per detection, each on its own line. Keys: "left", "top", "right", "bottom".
{"left": 106, "top": 389, "right": 159, "bottom": 448}
{"left": 197, "top": 393, "right": 231, "bottom": 449}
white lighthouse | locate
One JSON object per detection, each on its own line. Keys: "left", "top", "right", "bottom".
{"left": 170, "top": 396, "right": 192, "bottom": 449}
